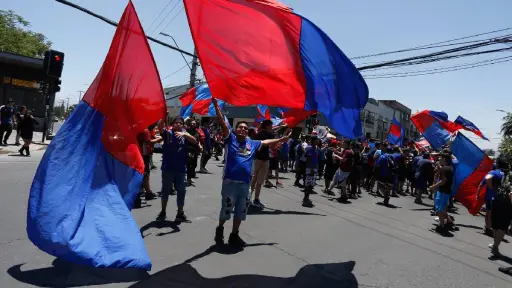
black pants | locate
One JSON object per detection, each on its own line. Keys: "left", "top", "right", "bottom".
{"left": 0, "top": 124, "right": 13, "bottom": 143}
{"left": 187, "top": 155, "right": 198, "bottom": 181}
{"left": 318, "top": 160, "right": 326, "bottom": 177}
{"left": 295, "top": 161, "right": 306, "bottom": 184}
{"left": 200, "top": 150, "right": 212, "bottom": 169}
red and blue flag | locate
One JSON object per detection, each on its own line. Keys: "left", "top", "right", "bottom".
{"left": 180, "top": 84, "right": 225, "bottom": 118}
{"left": 183, "top": 0, "right": 369, "bottom": 139}
{"left": 26, "top": 2, "right": 165, "bottom": 270}
{"left": 255, "top": 105, "right": 284, "bottom": 127}
{"left": 410, "top": 110, "right": 461, "bottom": 149}
{"left": 387, "top": 118, "right": 404, "bottom": 146}
{"left": 279, "top": 107, "right": 316, "bottom": 128}
{"left": 454, "top": 116, "right": 489, "bottom": 141}
{"left": 450, "top": 132, "right": 493, "bottom": 215}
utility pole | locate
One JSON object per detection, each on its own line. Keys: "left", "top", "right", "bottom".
{"left": 66, "top": 97, "right": 70, "bottom": 111}
{"left": 78, "top": 91, "right": 85, "bottom": 102}
{"left": 189, "top": 49, "right": 199, "bottom": 88}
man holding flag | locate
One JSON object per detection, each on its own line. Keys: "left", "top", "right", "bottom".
{"left": 211, "top": 98, "right": 290, "bottom": 248}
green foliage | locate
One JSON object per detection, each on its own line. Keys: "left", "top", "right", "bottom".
{"left": 499, "top": 136, "right": 512, "bottom": 162}
{"left": 501, "top": 113, "right": 512, "bottom": 137}
{"left": 0, "top": 10, "right": 51, "bottom": 58}
{"left": 54, "top": 104, "right": 65, "bottom": 118}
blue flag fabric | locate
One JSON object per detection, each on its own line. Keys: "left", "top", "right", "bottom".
{"left": 454, "top": 116, "right": 489, "bottom": 141}
{"left": 387, "top": 118, "right": 404, "bottom": 146}
{"left": 26, "top": 2, "right": 163, "bottom": 270}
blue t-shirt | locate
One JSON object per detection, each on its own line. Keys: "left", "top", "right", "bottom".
{"left": 280, "top": 141, "right": 289, "bottom": 155}
{"left": 484, "top": 169, "right": 504, "bottom": 201}
{"left": 305, "top": 145, "right": 319, "bottom": 169}
{"left": 202, "top": 127, "right": 212, "bottom": 151}
{"left": 376, "top": 154, "right": 391, "bottom": 176}
{"left": 223, "top": 132, "right": 262, "bottom": 183}
{"left": 319, "top": 148, "right": 326, "bottom": 161}
{"left": 0, "top": 106, "right": 14, "bottom": 125}
{"left": 161, "top": 129, "right": 188, "bottom": 173}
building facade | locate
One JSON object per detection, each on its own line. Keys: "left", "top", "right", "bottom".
{"left": 164, "top": 84, "right": 420, "bottom": 141}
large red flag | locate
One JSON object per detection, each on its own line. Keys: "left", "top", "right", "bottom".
{"left": 27, "top": 1, "right": 164, "bottom": 270}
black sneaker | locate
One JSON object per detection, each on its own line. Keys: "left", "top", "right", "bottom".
{"left": 170, "top": 189, "right": 177, "bottom": 196}
{"left": 156, "top": 211, "right": 166, "bottom": 221}
{"left": 18, "top": 148, "right": 24, "bottom": 156}
{"left": 175, "top": 212, "right": 189, "bottom": 223}
{"left": 302, "top": 199, "right": 314, "bottom": 208}
{"left": 133, "top": 197, "right": 142, "bottom": 209}
{"left": 215, "top": 226, "right": 224, "bottom": 245}
{"left": 228, "top": 232, "right": 246, "bottom": 248}
{"left": 145, "top": 192, "right": 157, "bottom": 200}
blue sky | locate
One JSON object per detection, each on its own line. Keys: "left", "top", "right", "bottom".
{"left": 4, "top": 0, "right": 511, "bottom": 150}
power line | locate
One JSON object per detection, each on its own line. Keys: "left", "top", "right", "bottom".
{"left": 161, "top": 61, "right": 192, "bottom": 81}
{"left": 149, "top": 0, "right": 181, "bottom": 36}
{"left": 358, "top": 38, "right": 512, "bottom": 71}
{"left": 161, "top": 5, "right": 185, "bottom": 32}
{"left": 363, "top": 57, "right": 512, "bottom": 79}
{"left": 352, "top": 28, "right": 512, "bottom": 60}
{"left": 362, "top": 56, "right": 512, "bottom": 77}
{"left": 145, "top": 0, "right": 175, "bottom": 33}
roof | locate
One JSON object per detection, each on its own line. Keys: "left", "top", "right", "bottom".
{"left": 0, "top": 52, "right": 43, "bottom": 69}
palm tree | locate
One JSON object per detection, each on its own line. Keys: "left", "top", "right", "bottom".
{"left": 501, "top": 113, "right": 512, "bottom": 137}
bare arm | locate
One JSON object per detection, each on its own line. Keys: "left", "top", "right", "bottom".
{"left": 261, "top": 130, "right": 291, "bottom": 147}
{"left": 212, "top": 98, "right": 229, "bottom": 138}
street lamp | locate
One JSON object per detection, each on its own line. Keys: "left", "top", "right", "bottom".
{"left": 159, "top": 32, "right": 192, "bottom": 70}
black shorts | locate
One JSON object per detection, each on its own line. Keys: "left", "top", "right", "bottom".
{"left": 491, "top": 199, "right": 512, "bottom": 231}
{"left": 143, "top": 155, "right": 151, "bottom": 176}
{"left": 378, "top": 174, "right": 393, "bottom": 185}
{"left": 269, "top": 158, "right": 279, "bottom": 170}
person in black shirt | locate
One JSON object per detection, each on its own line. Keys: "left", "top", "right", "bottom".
{"left": 14, "top": 106, "right": 26, "bottom": 145}
{"left": 0, "top": 99, "right": 16, "bottom": 145}
{"left": 18, "top": 110, "right": 35, "bottom": 156}
{"left": 429, "top": 153, "right": 454, "bottom": 233}
{"left": 185, "top": 119, "right": 202, "bottom": 186}
{"left": 250, "top": 120, "right": 274, "bottom": 208}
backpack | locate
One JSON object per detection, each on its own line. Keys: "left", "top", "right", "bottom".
{"left": 495, "top": 173, "right": 510, "bottom": 203}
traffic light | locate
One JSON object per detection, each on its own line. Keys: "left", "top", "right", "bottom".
{"left": 53, "top": 79, "right": 61, "bottom": 93}
{"left": 43, "top": 50, "right": 65, "bottom": 78}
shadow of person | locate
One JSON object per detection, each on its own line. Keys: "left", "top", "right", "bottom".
{"left": 129, "top": 261, "right": 358, "bottom": 288}
{"left": 183, "top": 243, "right": 278, "bottom": 264}
{"left": 247, "top": 206, "right": 326, "bottom": 216}
{"left": 140, "top": 220, "right": 180, "bottom": 238}
{"left": 7, "top": 258, "right": 149, "bottom": 287}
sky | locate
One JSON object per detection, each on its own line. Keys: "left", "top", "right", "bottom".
{"left": 4, "top": 0, "right": 512, "bottom": 150}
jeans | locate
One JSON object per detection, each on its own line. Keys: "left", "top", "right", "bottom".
{"left": 220, "top": 179, "right": 251, "bottom": 221}
{"left": 161, "top": 170, "right": 186, "bottom": 207}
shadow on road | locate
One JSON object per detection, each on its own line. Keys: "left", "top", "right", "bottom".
{"left": 248, "top": 206, "right": 326, "bottom": 216}
{"left": 7, "top": 258, "right": 149, "bottom": 287}
{"left": 183, "top": 243, "right": 278, "bottom": 264}
{"left": 140, "top": 220, "right": 180, "bottom": 238}
{"left": 129, "top": 261, "right": 359, "bottom": 288}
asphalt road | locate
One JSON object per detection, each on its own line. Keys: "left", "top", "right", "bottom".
{"left": 0, "top": 152, "right": 511, "bottom": 287}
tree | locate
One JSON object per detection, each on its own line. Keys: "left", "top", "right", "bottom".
{"left": 499, "top": 136, "right": 512, "bottom": 162}
{"left": 0, "top": 10, "right": 51, "bottom": 58}
{"left": 483, "top": 149, "right": 496, "bottom": 157}
{"left": 501, "top": 113, "right": 512, "bottom": 137}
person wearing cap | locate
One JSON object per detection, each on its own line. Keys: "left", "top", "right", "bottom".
{"left": 303, "top": 135, "right": 319, "bottom": 207}
{"left": 414, "top": 152, "right": 434, "bottom": 204}
{"left": 0, "top": 99, "right": 17, "bottom": 145}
